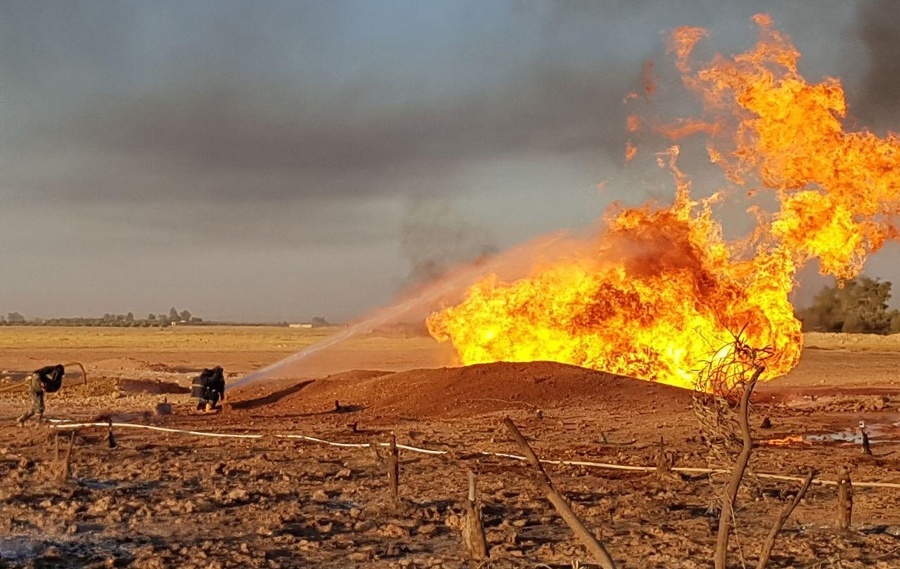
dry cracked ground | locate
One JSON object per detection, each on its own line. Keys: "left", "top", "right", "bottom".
{"left": 0, "top": 327, "right": 898, "bottom": 568}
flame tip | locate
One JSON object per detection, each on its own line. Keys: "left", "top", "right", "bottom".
{"left": 428, "top": 15, "right": 894, "bottom": 392}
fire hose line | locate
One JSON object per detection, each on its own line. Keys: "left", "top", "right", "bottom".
{"left": 44, "top": 419, "right": 900, "bottom": 490}
{"left": 44, "top": 420, "right": 447, "bottom": 453}
{"left": 0, "top": 362, "right": 88, "bottom": 394}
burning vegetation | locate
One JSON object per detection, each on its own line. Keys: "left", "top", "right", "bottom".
{"left": 428, "top": 15, "right": 900, "bottom": 391}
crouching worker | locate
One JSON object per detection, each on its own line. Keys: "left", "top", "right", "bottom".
{"left": 17, "top": 364, "right": 65, "bottom": 427}
{"left": 191, "top": 366, "right": 226, "bottom": 413}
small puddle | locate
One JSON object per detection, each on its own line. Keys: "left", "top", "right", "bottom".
{"left": 81, "top": 479, "right": 120, "bottom": 491}
{"left": 762, "top": 420, "right": 900, "bottom": 447}
{"left": 0, "top": 535, "right": 136, "bottom": 565}
{"left": 0, "top": 536, "right": 42, "bottom": 562}
{"left": 325, "top": 499, "right": 362, "bottom": 511}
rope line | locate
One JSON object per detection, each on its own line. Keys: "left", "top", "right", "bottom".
{"left": 46, "top": 420, "right": 900, "bottom": 490}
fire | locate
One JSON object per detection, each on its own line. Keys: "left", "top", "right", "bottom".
{"left": 675, "top": 14, "right": 900, "bottom": 280}
{"left": 624, "top": 141, "right": 637, "bottom": 162}
{"left": 428, "top": 15, "right": 900, "bottom": 391}
{"left": 760, "top": 435, "right": 806, "bottom": 447}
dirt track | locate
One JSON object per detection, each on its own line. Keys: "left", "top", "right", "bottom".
{"left": 1, "top": 327, "right": 899, "bottom": 568}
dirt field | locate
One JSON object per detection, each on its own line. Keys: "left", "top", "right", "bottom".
{"left": 1, "top": 326, "right": 898, "bottom": 568}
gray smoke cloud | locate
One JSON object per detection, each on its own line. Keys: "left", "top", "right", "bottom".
{"left": 852, "top": 0, "right": 900, "bottom": 130}
{"left": 399, "top": 196, "right": 498, "bottom": 288}
{"left": 0, "top": 0, "right": 883, "bottom": 321}
{"left": 9, "top": 68, "right": 629, "bottom": 204}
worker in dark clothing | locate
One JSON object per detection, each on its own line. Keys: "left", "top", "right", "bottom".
{"left": 17, "top": 364, "right": 65, "bottom": 426}
{"left": 191, "top": 366, "right": 226, "bottom": 412}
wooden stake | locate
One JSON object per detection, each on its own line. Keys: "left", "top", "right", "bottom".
{"left": 387, "top": 434, "right": 399, "bottom": 507}
{"left": 368, "top": 439, "right": 383, "bottom": 466}
{"left": 656, "top": 437, "right": 675, "bottom": 478}
{"left": 503, "top": 417, "right": 617, "bottom": 569}
{"left": 56, "top": 432, "right": 75, "bottom": 485}
{"left": 462, "top": 470, "right": 488, "bottom": 562}
{"left": 837, "top": 467, "right": 853, "bottom": 530}
{"left": 107, "top": 418, "right": 117, "bottom": 449}
{"left": 861, "top": 431, "right": 872, "bottom": 456}
{"left": 755, "top": 469, "right": 815, "bottom": 569}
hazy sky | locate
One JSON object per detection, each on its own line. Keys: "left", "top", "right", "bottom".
{"left": 1, "top": 1, "right": 897, "bottom": 322}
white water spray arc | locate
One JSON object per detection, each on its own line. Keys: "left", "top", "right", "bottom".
{"left": 228, "top": 233, "right": 569, "bottom": 391}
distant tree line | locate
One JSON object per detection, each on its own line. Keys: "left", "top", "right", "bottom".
{"left": 798, "top": 277, "right": 900, "bottom": 334}
{"left": 0, "top": 309, "right": 335, "bottom": 328}
{"left": 0, "top": 307, "right": 203, "bottom": 327}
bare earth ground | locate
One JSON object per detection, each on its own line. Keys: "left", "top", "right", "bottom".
{"left": 0, "top": 327, "right": 898, "bottom": 568}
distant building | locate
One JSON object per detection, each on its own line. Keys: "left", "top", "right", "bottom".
{"left": 289, "top": 323, "right": 313, "bottom": 329}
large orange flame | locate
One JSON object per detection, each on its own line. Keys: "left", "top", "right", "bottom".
{"left": 427, "top": 15, "right": 900, "bottom": 390}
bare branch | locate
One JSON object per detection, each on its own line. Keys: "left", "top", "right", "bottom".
{"left": 714, "top": 365, "right": 764, "bottom": 569}
{"left": 503, "top": 417, "right": 617, "bottom": 569}
{"left": 756, "top": 469, "right": 815, "bottom": 569}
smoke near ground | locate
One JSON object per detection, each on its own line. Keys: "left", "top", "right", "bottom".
{"left": 399, "top": 197, "right": 497, "bottom": 288}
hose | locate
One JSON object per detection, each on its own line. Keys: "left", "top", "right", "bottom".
{"left": 62, "top": 361, "right": 89, "bottom": 385}
{"left": 0, "top": 361, "right": 88, "bottom": 393}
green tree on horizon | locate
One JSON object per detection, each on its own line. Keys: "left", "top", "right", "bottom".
{"left": 798, "top": 277, "right": 900, "bottom": 334}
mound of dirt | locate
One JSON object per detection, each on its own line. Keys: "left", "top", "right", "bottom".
{"left": 118, "top": 379, "right": 190, "bottom": 395}
{"left": 90, "top": 357, "right": 155, "bottom": 372}
{"left": 231, "top": 361, "right": 693, "bottom": 419}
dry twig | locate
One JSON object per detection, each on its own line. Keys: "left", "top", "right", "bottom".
{"left": 756, "top": 469, "right": 815, "bottom": 569}
{"left": 387, "top": 433, "right": 400, "bottom": 507}
{"left": 503, "top": 417, "right": 616, "bottom": 569}
{"left": 56, "top": 432, "right": 75, "bottom": 485}
{"left": 714, "top": 365, "right": 764, "bottom": 569}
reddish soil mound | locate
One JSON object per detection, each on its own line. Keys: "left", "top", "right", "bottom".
{"left": 231, "top": 361, "right": 693, "bottom": 419}
{"left": 119, "top": 379, "right": 190, "bottom": 395}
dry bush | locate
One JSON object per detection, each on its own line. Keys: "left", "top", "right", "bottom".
{"left": 692, "top": 330, "right": 774, "bottom": 468}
